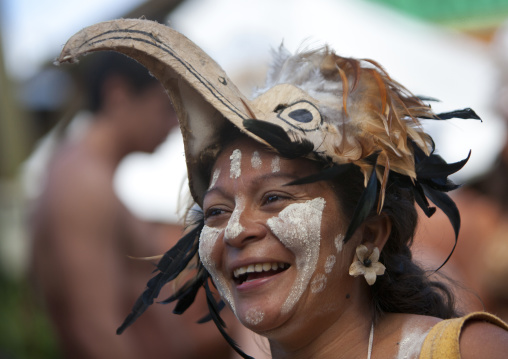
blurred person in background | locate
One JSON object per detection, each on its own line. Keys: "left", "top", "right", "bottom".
{"left": 28, "top": 52, "right": 257, "bottom": 358}
{"left": 412, "top": 21, "right": 508, "bottom": 321}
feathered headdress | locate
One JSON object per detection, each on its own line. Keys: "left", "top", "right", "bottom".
{"left": 58, "top": 19, "right": 479, "bottom": 359}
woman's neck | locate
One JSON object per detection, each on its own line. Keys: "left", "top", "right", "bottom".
{"left": 267, "top": 296, "right": 374, "bottom": 359}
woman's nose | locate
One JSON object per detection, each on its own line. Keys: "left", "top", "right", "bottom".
{"left": 223, "top": 204, "right": 266, "bottom": 247}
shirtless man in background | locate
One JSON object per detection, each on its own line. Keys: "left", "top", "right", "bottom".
{"left": 29, "top": 52, "right": 246, "bottom": 358}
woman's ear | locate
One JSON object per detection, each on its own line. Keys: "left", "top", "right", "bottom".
{"left": 360, "top": 214, "right": 392, "bottom": 252}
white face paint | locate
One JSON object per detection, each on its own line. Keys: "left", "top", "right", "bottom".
{"left": 271, "top": 156, "right": 280, "bottom": 173}
{"left": 230, "top": 149, "right": 242, "bottom": 179}
{"left": 251, "top": 151, "right": 262, "bottom": 169}
{"left": 209, "top": 168, "right": 221, "bottom": 189}
{"left": 335, "top": 234, "right": 344, "bottom": 253}
{"left": 200, "top": 196, "right": 246, "bottom": 315}
{"left": 224, "top": 197, "right": 245, "bottom": 241}
{"left": 244, "top": 307, "right": 265, "bottom": 325}
{"left": 311, "top": 273, "right": 327, "bottom": 293}
{"left": 397, "top": 323, "right": 431, "bottom": 359}
{"left": 324, "top": 255, "right": 336, "bottom": 273}
{"left": 267, "top": 197, "right": 326, "bottom": 314}
{"left": 199, "top": 225, "right": 236, "bottom": 313}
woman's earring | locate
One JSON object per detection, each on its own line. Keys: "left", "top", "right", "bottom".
{"left": 349, "top": 244, "right": 386, "bottom": 285}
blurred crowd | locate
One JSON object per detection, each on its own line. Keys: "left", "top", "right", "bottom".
{"left": 2, "top": 48, "right": 270, "bottom": 357}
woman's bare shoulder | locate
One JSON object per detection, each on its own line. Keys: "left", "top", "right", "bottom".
{"left": 460, "top": 319, "right": 508, "bottom": 359}
{"left": 375, "top": 313, "right": 442, "bottom": 359}
{"left": 382, "top": 313, "right": 442, "bottom": 331}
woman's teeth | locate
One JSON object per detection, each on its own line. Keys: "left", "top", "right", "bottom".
{"left": 233, "top": 262, "right": 289, "bottom": 279}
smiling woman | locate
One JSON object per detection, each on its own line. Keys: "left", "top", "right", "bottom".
{"left": 57, "top": 19, "right": 508, "bottom": 359}
{"left": 200, "top": 138, "right": 345, "bottom": 335}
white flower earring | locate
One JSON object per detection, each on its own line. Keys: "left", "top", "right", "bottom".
{"left": 349, "top": 245, "right": 386, "bottom": 285}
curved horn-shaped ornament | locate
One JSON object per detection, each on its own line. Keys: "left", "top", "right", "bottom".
{"left": 58, "top": 19, "right": 260, "bottom": 204}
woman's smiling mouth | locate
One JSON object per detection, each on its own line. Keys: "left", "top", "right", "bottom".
{"left": 233, "top": 262, "right": 291, "bottom": 285}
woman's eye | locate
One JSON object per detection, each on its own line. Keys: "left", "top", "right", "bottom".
{"left": 265, "top": 195, "right": 280, "bottom": 204}
{"left": 205, "top": 208, "right": 226, "bottom": 219}
{"left": 263, "top": 193, "right": 288, "bottom": 205}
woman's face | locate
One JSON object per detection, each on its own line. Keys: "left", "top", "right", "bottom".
{"left": 199, "top": 138, "right": 357, "bottom": 337}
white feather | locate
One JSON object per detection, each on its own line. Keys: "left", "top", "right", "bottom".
{"left": 254, "top": 46, "right": 343, "bottom": 107}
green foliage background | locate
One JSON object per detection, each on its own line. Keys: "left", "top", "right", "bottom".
{"left": 0, "top": 274, "right": 61, "bottom": 359}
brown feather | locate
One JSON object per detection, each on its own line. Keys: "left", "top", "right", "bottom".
{"left": 337, "top": 67, "right": 350, "bottom": 117}
{"left": 377, "top": 155, "right": 390, "bottom": 213}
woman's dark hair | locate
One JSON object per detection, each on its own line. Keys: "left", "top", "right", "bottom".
{"left": 81, "top": 51, "right": 159, "bottom": 113}
{"left": 333, "top": 165, "right": 458, "bottom": 320}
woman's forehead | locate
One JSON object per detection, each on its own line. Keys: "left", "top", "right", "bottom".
{"left": 215, "top": 139, "right": 270, "bottom": 166}
{"left": 208, "top": 142, "right": 326, "bottom": 197}
{"left": 213, "top": 138, "right": 308, "bottom": 172}
{"left": 222, "top": 137, "right": 271, "bottom": 155}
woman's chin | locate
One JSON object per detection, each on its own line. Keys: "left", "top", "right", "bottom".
{"left": 231, "top": 278, "right": 294, "bottom": 330}
{"left": 234, "top": 299, "right": 290, "bottom": 334}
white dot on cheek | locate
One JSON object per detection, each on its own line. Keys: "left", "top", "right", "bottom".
{"left": 311, "top": 274, "right": 327, "bottom": 293}
{"left": 335, "top": 234, "right": 344, "bottom": 253}
{"left": 324, "top": 255, "right": 336, "bottom": 274}
{"left": 244, "top": 307, "right": 264, "bottom": 325}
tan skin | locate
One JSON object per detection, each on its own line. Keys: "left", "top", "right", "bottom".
{"left": 201, "top": 138, "right": 508, "bottom": 358}
{"left": 30, "top": 77, "right": 259, "bottom": 359}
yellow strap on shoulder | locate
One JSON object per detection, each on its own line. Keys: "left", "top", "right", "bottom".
{"left": 419, "top": 312, "right": 508, "bottom": 359}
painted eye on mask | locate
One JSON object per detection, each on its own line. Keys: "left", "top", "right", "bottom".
{"left": 274, "top": 100, "right": 322, "bottom": 132}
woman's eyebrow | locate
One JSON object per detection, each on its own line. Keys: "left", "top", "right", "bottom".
{"left": 203, "top": 171, "right": 306, "bottom": 200}
{"left": 202, "top": 186, "right": 229, "bottom": 200}
{"left": 256, "top": 172, "right": 303, "bottom": 183}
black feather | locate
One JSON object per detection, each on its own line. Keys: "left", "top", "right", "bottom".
{"left": 156, "top": 220, "right": 204, "bottom": 274}
{"left": 169, "top": 281, "right": 202, "bottom": 314}
{"left": 141, "top": 221, "right": 204, "bottom": 304}
{"left": 117, "top": 295, "right": 149, "bottom": 334}
{"left": 117, "top": 220, "right": 204, "bottom": 334}
{"left": 203, "top": 281, "right": 254, "bottom": 359}
{"left": 243, "top": 119, "right": 314, "bottom": 158}
{"left": 202, "top": 280, "right": 226, "bottom": 327}
{"left": 422, "top": 184, "right": 460, "bottom": 271}
{"left": 197, "top": 299, "right": 226, "bottom": 324}
{"left": 435, "top": 108, "right": 481, "bottom": 121}
{"left": 411, "top": 140, "right": 429, "bottom": 163}
{"left": 416, "top": 151, "right": 471, "bottom": 179}
{"left": 413, "top": 182, "right": 437, "bottom": 218}
{"left": 420, "top": 178, "right": 460, "bottom": 193}
{"left": 344, "top": 159, "right": 379, "bottom": 243}
{"left": 160, "top": 267, "right": 207, "bottom": 315}
{"left": 407, "top": 136, "right": 463, "bottom": 271}
{"left": 141, "top": 248, "right": 199, "bottom": 307}
{"left": 416, "top": 95, "right": 440, "bottom": 102}
{"left": 411, "top": 141, "right": 465, "bottom": 192}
